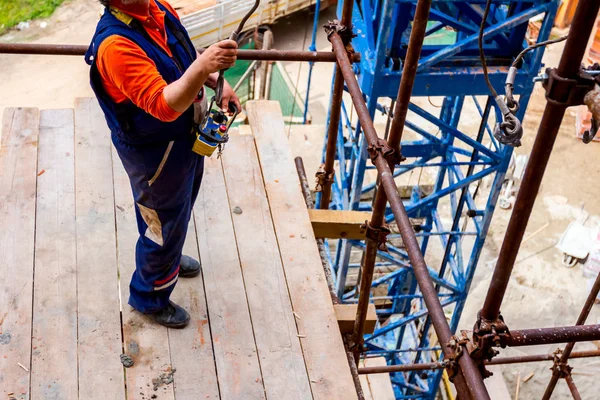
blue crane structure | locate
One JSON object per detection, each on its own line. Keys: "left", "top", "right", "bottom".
{"left": 310, "top": 0, "right": 560, "bottom": 398}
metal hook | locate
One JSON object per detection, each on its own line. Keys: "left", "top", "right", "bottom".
{"left": 582, "top": 118, "right": 598, "bottom": 144}
{"left": 493, "top": 95, "right": 523, "bottom": 147}
{"left": 494, "top": 113, "right": 523, "bottom": 147}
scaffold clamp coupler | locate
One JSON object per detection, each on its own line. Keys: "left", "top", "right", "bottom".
{"left": 551, "top": 352, "right": 572, "bottom": 378}
{"left": 324, "top": 20, "right": 356, "bottom": 45}
{"left": 314, "top": 164, "right": 334, "bottom": 192}
{"left": 361, "top": 221, "right": 391, "bottom": 252}
{"left": 543, "top": 67, "right": 595, "bottom": 107}
{"left": 367, "top": 138, "right": 400, "bottom": 165}
{"left": 345, "top": 333, "right": 363, "bottom": 354}
{"left": 471, "top": 311, "right": 510, "bottom": 364}
{"left": 583, "top": 79, "right": 600, "bottom": 144}
{"left": 445, "top": 333, "right": 470, "bottom": 380}
{"left": 389, "top": 147, "right": 406, "bottom": 166}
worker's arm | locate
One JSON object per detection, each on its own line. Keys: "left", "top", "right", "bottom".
{"left": 201, "top": 55, "right": 243, "bottom": 113}
{"left": 97, "top": 38, "right": 237, "bottom": 122}
{"left": 163, "top": 1, "right": 241, "bottom": 113}
{"left": 163, "top": 40, "right": 238, "bottom": 113}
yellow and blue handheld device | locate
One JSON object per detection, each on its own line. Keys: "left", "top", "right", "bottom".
{"left": 192, "top": 97, "right": 239, "bottom": 157}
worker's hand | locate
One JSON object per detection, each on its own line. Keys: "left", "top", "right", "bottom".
{"left": 220, "top": 80, "right": 242, "bottom": 114}
{"left": 199, "top": 40, "right": 238, "bottom": 74}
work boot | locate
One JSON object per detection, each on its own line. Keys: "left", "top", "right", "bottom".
{"left": 147, "top": 301, "right": 190, "bottom": 329}
{"left": 179, "top": 255, "right": 201, "bottom": 278}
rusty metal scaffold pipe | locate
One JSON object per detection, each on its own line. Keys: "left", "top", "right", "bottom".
{"left": 359, "top": 361, "right": 445, "bottom": 374}
{"left": 0, "top": 43, "right": 88, "bottom": 55}
{"left": 296, "top": 156, "right": 363, "bottom": 398}
{"left": 317, "top": 0, "right": 355, "bottom": 209}
{"left": 340, "top": 0, "right": 354, "bottom": 26}
{"left": 350, "top": 0, "right": 433, "bottom": 356}
{"left": 358, "top": 349, "right": 600, "bottom": 374}
{"left": 541, "top": 271, "right": 600, "bottom": 399}
{"left": 381, "top": 0, "right": 432, "bottom": 152}
{"left": 319, "top": 67, "right": 345, "bottom": 209}
{"left": 295, "top": 156, "right": 340, "bottom": 303}
{"left": 490, "top": 349, "right": 600, "bottom": 366}
{"left": 295, "top": 157, "right": 315, "bottom": 209}
{"left": 0, "top": 43, "right": 360, "bottom": 62}
{"left": 564, "top": 373, "right": 583, "bottom": 400}
{"left": 479, "top": 0, "right": 600, "bottom": 323}
{"left": 329, "top": 31, "right": 490, "bottom": 400}
{"left": 345, "top": 344, "right": 367, "bottom": 400}
{"left": 507, "top": 324, "right": 600, "bottom": 347}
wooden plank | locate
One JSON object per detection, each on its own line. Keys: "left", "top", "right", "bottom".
{"left": 358, "top": 361, "right": 374, "bottom": 400}
{"left": 0, "top": 107, "right": 39, "bottom": 399}
{"left": 30, "top": 109, "right": 78, "bottom": 399}
{"left": 334, "top": 304, "right": 377, "bottom": 335}
{"left": 484, "top": 366, "right": 512, "bottom": 400}
{"left": 112, "top": 147, "right": 176, "bottom": 399}
{"left": 308, "top": 209, "right": 371, "bottom": 239}
{"left": 74, "top": 98, "right": 125, "bottom": 398}
{"left": 168, "top": 207, "right": 220, "bottom": 399}
{"left": 248, "top": 100, "right": 358, "bottom": 400}
{"left": 222, "top": 132, "right": 312, "bottom": 399}
{"left": 359, "top": 376, "right": 374, "bottom": 400}
{"left": 363, "top": 358, "right": 395, "bottom": 400}
{"left": 193, "top": 155, "right": 265, "bottom": 400}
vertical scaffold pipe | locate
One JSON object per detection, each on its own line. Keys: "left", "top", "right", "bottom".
{"left": 329, "top": 31, "right": 490, "bottom": 400}
{"left": 564, "top": 373, "right": 583, "bottom": 400}
{"left": 318, "top": 0, "right": 355, "bottom": 209}
{"left": 480, "top": 0, "right": 600, "bottom": 324}
{"left": 351, "top": 0, "right": 433, "bottom": 353}
{"left": 295, "top": 157, "right": 339, "bottom": 302}
{"left": 339, "top": 4, "right": 484, "bottom": 399}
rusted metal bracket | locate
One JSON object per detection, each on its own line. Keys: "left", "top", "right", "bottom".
{"left": 540, "top": 65, "right": 599, "bottom": 144}
{"left": 341, "top": 336, "right": 367, "bottom": 400}
{"left": 548, "top": 348, "right": 583, "bottom": 399}
{"left": 345, "top": 332, "right": 363, "bottom": 357}
{"left": 583, "top": 64, "right": 600, "bottom": 143}
{"left": 314, "top": 164, "right": 335, "bottom": 192}
{"left": 550, "top": 349, "right": 573, "bottom": 378}
{"left": 445, "top": 333, "right": 470, "bottom": 381}
{"left": 367, "top": 138, "right": 405, "bottom": 167}
{"left": 542, "top": 67, "right": 595, "bottom": 107}
{"left": 469, "top": 311, "right": 510, "bottom": 376}
{"left": 324, "top": 20, "right": 356, "bottom": 47}
{"left": 361, "top": 220, "right": 390, "bottom": 251}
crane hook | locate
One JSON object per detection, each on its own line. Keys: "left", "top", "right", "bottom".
{"left": 493, "top": 95, "right": 523, "bottom": 147}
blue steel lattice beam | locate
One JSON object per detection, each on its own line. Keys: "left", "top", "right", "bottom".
{"left": 318, "top": 0, "right": 559, "bottom": 398}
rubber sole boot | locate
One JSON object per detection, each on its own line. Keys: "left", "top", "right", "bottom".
{"left": 147, "top": 301, "right": 190, "bottom": 329}
{"left": 179, "top": 254, "right": 201, "bottom": 278}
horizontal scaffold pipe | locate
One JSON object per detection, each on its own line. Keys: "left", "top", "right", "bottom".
{"left": 0, "top": 43, "right": 360, "bottom": 63}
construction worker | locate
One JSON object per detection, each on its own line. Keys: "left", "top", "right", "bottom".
{"left": 85, "top": 0, "right": 241, "bottom": 328}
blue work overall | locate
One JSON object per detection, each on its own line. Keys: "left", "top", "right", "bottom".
{"left": 85, "top": 2, "right": 203, "bottom": 313}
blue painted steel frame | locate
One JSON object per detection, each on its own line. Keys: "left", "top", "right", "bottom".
{"left": 319, "top": 0, "right": 558, "bottom": 398}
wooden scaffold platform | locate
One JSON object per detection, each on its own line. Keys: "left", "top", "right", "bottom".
{"left": 0, "top": 99, "right": 358, "bottom": 400}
